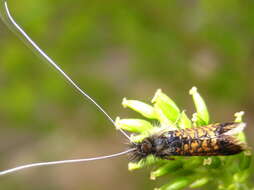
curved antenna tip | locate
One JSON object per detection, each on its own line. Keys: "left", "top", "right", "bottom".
{"left": 0, "top": 0, "right": 131, "bottom": 141}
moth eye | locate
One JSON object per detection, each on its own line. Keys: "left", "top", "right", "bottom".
{"left": 141, "top": 141, "right": 152, "bottom": 153}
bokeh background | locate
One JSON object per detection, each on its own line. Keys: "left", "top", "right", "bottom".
{"left": 0, "top": 0, "right": 253, "bottom": 189}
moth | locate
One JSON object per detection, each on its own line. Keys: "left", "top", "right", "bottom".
{"left": 0, "top": 0, "right": 247, "bottom": 177}
{"left": 130, "top": 122, "right": 246, "bottom": 162}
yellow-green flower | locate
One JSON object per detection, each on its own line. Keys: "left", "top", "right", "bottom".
{"left": 116, "top": 87, "right": 252, "bottom": 190}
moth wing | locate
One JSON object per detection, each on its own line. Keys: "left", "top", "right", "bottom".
{"left": 222, "top": 122, "right": 246, "bottom": 136}
{"left": 185, "top": 135, "right": 247, "bottom": 156}
{"left": 213, "top": 135, "right": 247, "bottom": 155}
{"left": 201, "top": 122, "right": 246, "bottom": 137}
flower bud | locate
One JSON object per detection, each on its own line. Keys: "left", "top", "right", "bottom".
{"left": 178, "top": 112, "right": 192, "bottom": 129}
{"left": 189, "top": 87, "right": 209, "bottom": 125}
{"left": 156, "top": 178, "right": 192, "bottom": 190}
{"left": 115, "top": 117, "right": 153, "bottom": 133}
{"left": 189, "top": 177, "right": 209, "bottom": 188}
{"left": 128, "top": 155, "right": 157, "bottom": 171}
{"left": 130, "top": 133, "right": 149, "bottom": 143}
{"left": 234, "top": 111, "right": 244, "bottom": 122}
{"left": 183, "top": 158, "right": 202, "bottom": 170}
{"left": 150, "top": 161, "right": 182, "bottom": 180}
{"left": 122, "top": 98, "right": 157, "bottom": 119}
{"left": 233, "top": 170, "right": 250, "bottom": 183}
{"left": 204, "top": 157, "right": 221, "bottom": 169}
{"left": 239, "top": 151, "right": 252, "bottom": 170}
{"left": 152, "top": 89, "right": 180, "bottom": 123}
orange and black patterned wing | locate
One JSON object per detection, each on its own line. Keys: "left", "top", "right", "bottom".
{"left": 170, "top": 122, "right": 246, "bottom": 140}
{"left": 163, "top": 122, "right": 246, "bottom": 156}
{"left": 170, "top": 134, "right": 246, "bottom": 156}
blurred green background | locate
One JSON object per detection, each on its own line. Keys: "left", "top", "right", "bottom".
{"left": 0, "top": 0, "right": 254, "bottom": 189}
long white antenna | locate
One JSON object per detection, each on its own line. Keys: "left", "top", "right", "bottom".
{"left": 0, "top": 0, "right": 130, "bottom": 140}
{"left": 0, "top": 148, "right": 135, "bottom": 176}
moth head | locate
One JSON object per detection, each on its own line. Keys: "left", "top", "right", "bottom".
{"left": 128, "top": 138, "right": 154, "bottom": 162}
{"left": 140, "top": 139, "right": 153, "bottom": 153}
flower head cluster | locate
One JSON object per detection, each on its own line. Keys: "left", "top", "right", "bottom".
{"left": 115, "top": 87, "right": 252, "bottom": 190}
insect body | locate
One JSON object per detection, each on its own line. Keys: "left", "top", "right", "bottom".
{"left": 130, "top": 122, "right": 246, "bottom": 161}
